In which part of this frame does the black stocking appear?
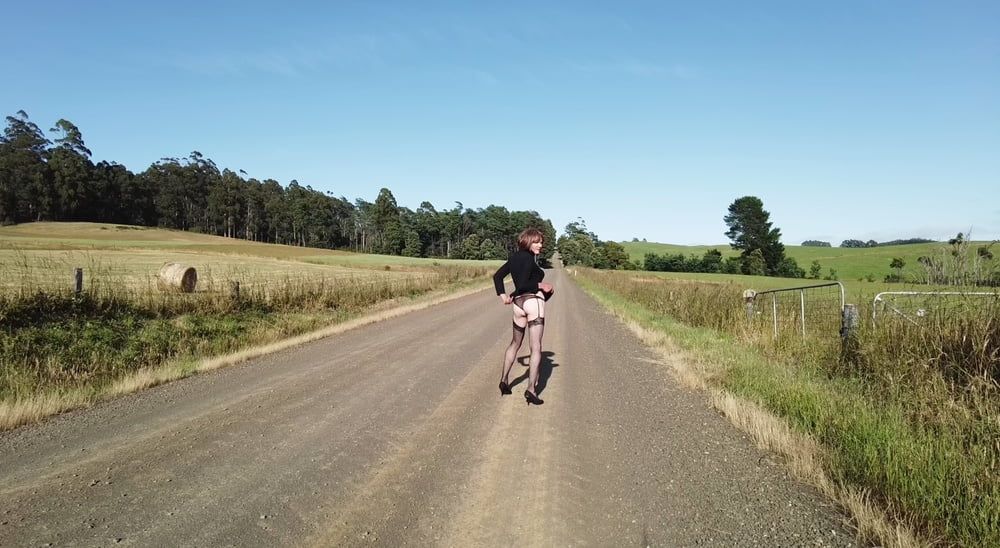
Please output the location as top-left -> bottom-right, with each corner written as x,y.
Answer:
527,319 -> 545,393
501,323 -> 525,383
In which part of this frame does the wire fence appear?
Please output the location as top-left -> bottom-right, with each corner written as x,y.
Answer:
0,260 -> 490,319
746,282 -> 845,339
872,291 -> 1000,326
0,247 -> 433,294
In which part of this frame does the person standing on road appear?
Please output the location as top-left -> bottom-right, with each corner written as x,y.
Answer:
492,228 -> 553,405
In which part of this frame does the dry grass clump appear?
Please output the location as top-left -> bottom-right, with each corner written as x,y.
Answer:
577,268 -> 999,547
585,269 -> 998,404
583,269 -> 744,332
0,262 -> 491,424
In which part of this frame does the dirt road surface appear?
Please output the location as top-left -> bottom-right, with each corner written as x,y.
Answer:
0,267 -> 856,547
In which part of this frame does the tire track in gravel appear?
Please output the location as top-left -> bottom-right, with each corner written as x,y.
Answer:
0,266 -> 859,547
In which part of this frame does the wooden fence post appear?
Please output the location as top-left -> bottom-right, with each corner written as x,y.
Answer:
841,304 -> 859,338
840,303 -> 860,361
743,289 -> 756,321
74,268 -> 83,295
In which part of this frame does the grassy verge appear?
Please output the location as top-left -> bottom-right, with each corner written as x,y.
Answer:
575,269 -> 998,547
1,266 -> 490,431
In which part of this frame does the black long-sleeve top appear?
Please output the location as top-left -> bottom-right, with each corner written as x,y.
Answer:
493,250 -> 544,297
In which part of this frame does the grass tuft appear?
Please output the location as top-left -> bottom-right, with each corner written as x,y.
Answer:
1,254 -> 491,430
576,268 -> 997,547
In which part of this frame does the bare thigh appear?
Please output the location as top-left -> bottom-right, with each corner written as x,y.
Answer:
520,296 -> 544,324
512,302 -> 528,329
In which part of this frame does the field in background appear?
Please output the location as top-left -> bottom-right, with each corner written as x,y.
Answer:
0,222 -> 498,289
620,240 -> 992,281
624,270 -> 969,305
0,222 -> 495,429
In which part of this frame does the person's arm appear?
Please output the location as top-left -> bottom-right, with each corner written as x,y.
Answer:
493,260 -> 512,303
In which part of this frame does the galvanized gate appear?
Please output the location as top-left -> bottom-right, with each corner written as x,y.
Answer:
745,282 -> 845,339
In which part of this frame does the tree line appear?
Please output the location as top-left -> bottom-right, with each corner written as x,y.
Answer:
803,238 -> 936,248
561,196 -> 806,278
643,196 -> 805,277
556,220 -> 632,270
0,111 -> 555,261
643,249 -> 741,274
840,237 -> 936,248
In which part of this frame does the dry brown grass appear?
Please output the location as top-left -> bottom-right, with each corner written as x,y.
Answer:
1,223 -> 497,434
0,391 -> 90,432
0,247 -> 411,292
1,283 -> 488,432
606,304 -> 930,548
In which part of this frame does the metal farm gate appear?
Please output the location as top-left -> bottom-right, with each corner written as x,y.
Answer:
745,282 -> 846,339
872,291 -> 1000,326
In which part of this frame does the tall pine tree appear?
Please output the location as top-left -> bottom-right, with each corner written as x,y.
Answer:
723,196 -> 788,276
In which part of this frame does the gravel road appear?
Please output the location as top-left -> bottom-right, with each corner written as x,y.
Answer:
0,266 -> 857,547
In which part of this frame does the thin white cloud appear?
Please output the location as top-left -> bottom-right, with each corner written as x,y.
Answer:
168,22 -> 528,79
171,50 -> 313,78
669,64 -> 699,80
570,60 -> 699,80
470,69 -> 499,86
168,32 -> 411,77
447,23 -> 522,48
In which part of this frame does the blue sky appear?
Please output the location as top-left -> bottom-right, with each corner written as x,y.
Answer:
4,1 -> 998,245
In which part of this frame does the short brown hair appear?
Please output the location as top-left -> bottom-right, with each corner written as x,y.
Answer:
517,228 -> 544,251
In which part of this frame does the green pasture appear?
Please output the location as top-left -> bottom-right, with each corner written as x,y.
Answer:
621,240 -> 994,282
621,270 -> 986,307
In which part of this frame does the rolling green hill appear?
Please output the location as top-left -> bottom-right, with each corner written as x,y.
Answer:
621,240 -> 994,282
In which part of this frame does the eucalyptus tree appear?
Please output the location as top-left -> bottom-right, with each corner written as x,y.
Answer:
402,228 -> 423,257
0,111 -> 561,263
557,220 -> 598,267
259,178 -> 286,243
372,188 -> 403,255
0,111 -> 51,223
48,119 -> 95,220
412,201 -> 443,257
284,180 -> 312,246
242,177 -> 267,241
352,198 -> 374,253
145,158 -> 188,229
93,160 -> 150,224
182,151 -> 219,232
144,152 -> 220,231
440,202 -> 465,257
460,233 -> 482,259
479,205 -> 511,248
324,193 -> 355,249
206,169 -> 245,238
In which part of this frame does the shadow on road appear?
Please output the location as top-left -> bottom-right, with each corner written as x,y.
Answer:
512,351 -> 559,394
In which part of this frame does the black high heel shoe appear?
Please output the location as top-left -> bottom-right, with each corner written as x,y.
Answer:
499,381 -> 512,395
524,390 -> 543,405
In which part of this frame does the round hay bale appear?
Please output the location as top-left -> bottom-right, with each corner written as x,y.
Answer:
158,263 -> 198,293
